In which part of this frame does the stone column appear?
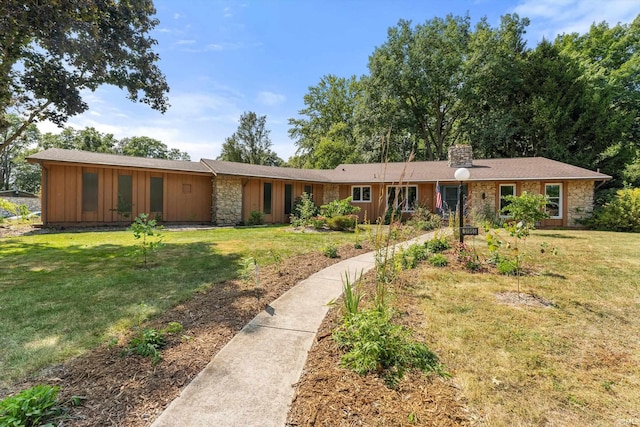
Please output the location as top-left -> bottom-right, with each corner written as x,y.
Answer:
212,176 -> 243,226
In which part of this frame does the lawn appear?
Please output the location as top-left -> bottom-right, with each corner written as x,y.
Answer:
0,225 -> 358,386
413,230 -> 640,425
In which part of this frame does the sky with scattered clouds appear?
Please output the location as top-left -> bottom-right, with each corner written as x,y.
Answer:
37,0 -> 640,162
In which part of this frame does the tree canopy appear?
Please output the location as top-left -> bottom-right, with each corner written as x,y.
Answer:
0,0 -> 169,153
219,112 -> 283,166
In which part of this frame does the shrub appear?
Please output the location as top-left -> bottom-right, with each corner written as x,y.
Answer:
128,327 -> 167,365
426,236 -> 450,253
320,196 -> 360,218
455,242 -> 482,271
580,188 -> 640,232
0,384 -> 62,426
497,258 -> 518,275
428,253 -> 448,267
322,242 -> 338,258
290,192 -> 318,227
396,243 -> 429,270
333,307 -> 444,387
327,215 -> 357,231
246,210 -> 265,226
310,216 -> 327,229
407,205 -> 441,231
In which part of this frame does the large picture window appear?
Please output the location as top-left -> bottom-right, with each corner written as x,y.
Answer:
150,177 -> 163,213
545,183 -> 562,219
386,186 -> 417,212
117,175 -> 133,215
82,172 -> 98,212
352,186 -> 371,202
499,184 -> 516,216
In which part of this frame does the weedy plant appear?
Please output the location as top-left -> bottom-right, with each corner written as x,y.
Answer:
428,253 -> 448,267
130,213 -> 164,268
125,303 -> 183,365
0,384 -> 64,427
322,242 -> 339,258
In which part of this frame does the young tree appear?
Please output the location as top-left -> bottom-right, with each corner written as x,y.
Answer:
218,112 -> 283,166
0,0 -> 169,152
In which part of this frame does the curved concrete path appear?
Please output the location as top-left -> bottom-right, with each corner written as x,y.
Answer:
152,232 -> 435,427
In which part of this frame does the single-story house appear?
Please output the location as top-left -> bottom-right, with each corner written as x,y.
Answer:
27,145 -> 611,228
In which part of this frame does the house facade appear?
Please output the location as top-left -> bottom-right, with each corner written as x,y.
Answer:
28,145 -> 611,228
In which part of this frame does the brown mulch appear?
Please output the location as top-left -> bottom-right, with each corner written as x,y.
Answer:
286,269 -> 471,427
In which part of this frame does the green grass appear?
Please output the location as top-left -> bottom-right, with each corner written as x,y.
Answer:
0,225 -> 357,385
413,230 -> 640,425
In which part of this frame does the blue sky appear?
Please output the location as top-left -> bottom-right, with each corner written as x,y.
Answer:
38,0 -> 640,162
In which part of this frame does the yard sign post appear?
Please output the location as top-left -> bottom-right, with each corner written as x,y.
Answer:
454,167 -> 470,244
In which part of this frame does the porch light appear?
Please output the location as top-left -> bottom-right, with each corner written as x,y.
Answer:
455,167 -> 470,243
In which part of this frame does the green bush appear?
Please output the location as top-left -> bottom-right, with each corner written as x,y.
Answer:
128,328 -> 167,365
396,243 -> 429,270
426,236 -> 450,253
580,188 -> 640,232
327,215 -> 357,231
497,258 -> 518,275
290,192 -> 318,227
320,196 -> 360,218
322,242 -> 338,258
310,216 -> 327,229
246,210 -> 265,226
0,384 -> 62,427
333,308 -> 444,387
428,253 -> 448,267
407,205 -> 442,231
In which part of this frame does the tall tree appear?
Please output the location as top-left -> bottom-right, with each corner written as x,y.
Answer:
0,0 -> 169,152
117,136 -> 190,160
0,114 -> 39,189
289,75 -> 363,168
363,15 -> 472,161
219,112 -> 283,166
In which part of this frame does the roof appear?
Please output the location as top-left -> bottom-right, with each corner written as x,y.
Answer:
332,157 -> 611,183
27,148 -> 211,174
26,149 -> 611,183
201,159 -> 333,182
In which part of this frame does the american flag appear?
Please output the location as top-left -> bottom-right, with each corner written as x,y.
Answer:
435,181 -> 442,212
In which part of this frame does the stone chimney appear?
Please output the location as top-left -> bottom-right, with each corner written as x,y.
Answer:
447,144 -> 473,168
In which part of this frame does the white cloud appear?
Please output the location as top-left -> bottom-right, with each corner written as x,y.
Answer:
256,91 -> 286,107
224,7 -> 232,18
173,13 -> 182,20
514,0 -> 640,42
174,39 -> 196,46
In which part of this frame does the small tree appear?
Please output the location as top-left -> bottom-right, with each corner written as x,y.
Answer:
487,192 -> 549,296
130,213 -> 163,268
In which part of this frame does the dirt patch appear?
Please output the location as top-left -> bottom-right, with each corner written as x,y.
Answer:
495,291 -> 556,308
3,240 -> 371,426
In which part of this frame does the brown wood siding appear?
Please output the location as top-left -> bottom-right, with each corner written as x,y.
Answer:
41,163 -> 211,225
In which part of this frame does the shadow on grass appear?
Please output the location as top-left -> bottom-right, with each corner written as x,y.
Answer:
0,239 -> 256,384
536,232 -> 582,239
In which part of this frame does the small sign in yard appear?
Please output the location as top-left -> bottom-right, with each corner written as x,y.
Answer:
461,226 -> 479,236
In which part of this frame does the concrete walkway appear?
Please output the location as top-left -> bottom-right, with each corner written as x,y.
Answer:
151,232 -> 435,427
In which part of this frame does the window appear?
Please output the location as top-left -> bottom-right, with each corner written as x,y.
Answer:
352,186 -> 371,202
117,175 -> 133,214
263,182 -> 272,215
82,172 -> 98,212
545,184 -> 562,219
150,177 -> 163,212
386,185 -> 418,212
284,184 -> 293,215
304,185 -> 312,196
499,184 -> 516,216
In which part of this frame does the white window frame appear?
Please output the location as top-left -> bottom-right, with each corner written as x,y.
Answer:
351,185 -> 372,203
499,184 -> 516,217
386,185 -> 418,213
545,183 -> 562,219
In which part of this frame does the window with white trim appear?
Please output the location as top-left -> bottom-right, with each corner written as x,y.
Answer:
499,184 -> 516,216
545,183 -> 562,219
386,185 -> 418,212
352,186 -> 371,202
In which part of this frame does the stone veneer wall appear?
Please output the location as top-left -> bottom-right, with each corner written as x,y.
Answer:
470,181 -> 497,219
211,175 -> 243,225
521,181 -> 541,195
322,184 -> 340,205
567,180 -> 594,227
